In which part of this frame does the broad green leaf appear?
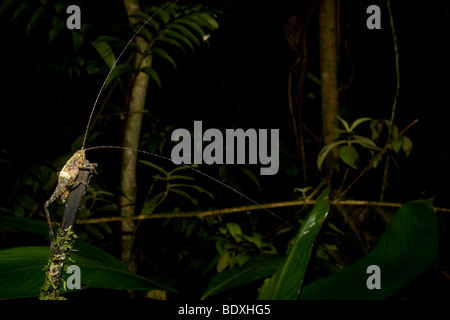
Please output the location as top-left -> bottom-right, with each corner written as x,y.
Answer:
392,135 -> 404,153
141,66 -> 161,89
317,141 -> 346,170
300,199 -> 438,300
339,145 -> 359,169
402,136 -> 413,156
226,223 -> 242,242
0,215 -> 48,236
152,47 -> 177,69
202,254 -> 285,299
390,123 -> 399,137
352,135 -> 379,150
217,250 -> 231,273
0,246 -> 176,299
241,234 -> 262,249
0,215 -> 125,269
257,188 -> 330,300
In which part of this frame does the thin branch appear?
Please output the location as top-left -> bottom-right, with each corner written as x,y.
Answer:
76,194 -> 450,225
380,0 -> 400,200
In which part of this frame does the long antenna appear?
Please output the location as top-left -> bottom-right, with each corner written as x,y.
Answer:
81,2 -> 172,150
85,145 -> 298,230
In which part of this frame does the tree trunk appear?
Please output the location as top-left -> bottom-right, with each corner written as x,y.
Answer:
120,0 -> 152,272
319,0 -> 339,171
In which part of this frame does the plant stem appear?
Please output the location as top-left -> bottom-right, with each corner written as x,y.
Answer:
380,0 -> 400,200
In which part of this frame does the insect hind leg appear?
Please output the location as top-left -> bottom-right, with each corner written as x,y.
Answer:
44,201 -> 56,247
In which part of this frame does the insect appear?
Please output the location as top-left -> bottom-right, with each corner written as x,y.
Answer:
44,150 -> 97,246
44,2 -> 297,244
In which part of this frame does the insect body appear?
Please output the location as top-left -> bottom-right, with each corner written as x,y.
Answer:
44,150 -> 97,246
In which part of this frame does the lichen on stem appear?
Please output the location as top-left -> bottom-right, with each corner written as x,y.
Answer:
40,226 -> 78,300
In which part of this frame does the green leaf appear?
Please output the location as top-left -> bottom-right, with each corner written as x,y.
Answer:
71,30 -> 84,50
348,117 -> 373,132
139,160 -> 168,175
0,215 -> 48,236
105,63 -> 135,89
339,145 -> 359,169
92,40 -> 115,69
154,36 -> 186,52
370,120 -> 384,141
177,17 -> 207,38
154,6 -> 170,24
300,199 -> 438,300
337,116 -> 350,132
307,72 -> 321,85
392,135 -> 404,153
169,188 -> 193,201
163,29 -> 195,51
217,250 -> 232,273
141,66 -> 161,89
257,188 -> 330,300
317,141 -> 346,170
8,0 -> 32,24
129,12 -> 160,32
48,16 -> 65,44
152,47 -> 177,69
352,135 -> 379,150
202,254 -> 285,299
402,136 -> 413,156
54,1 -> 66,14
0,215 -> 125,269
26,5 -> 45,35
141,194 -> 163,215
0,246 -> 177,299
166,23 -> 200,47
189,12 -> 219,30
241,234 -> 262,249
226,223 -> 242,242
